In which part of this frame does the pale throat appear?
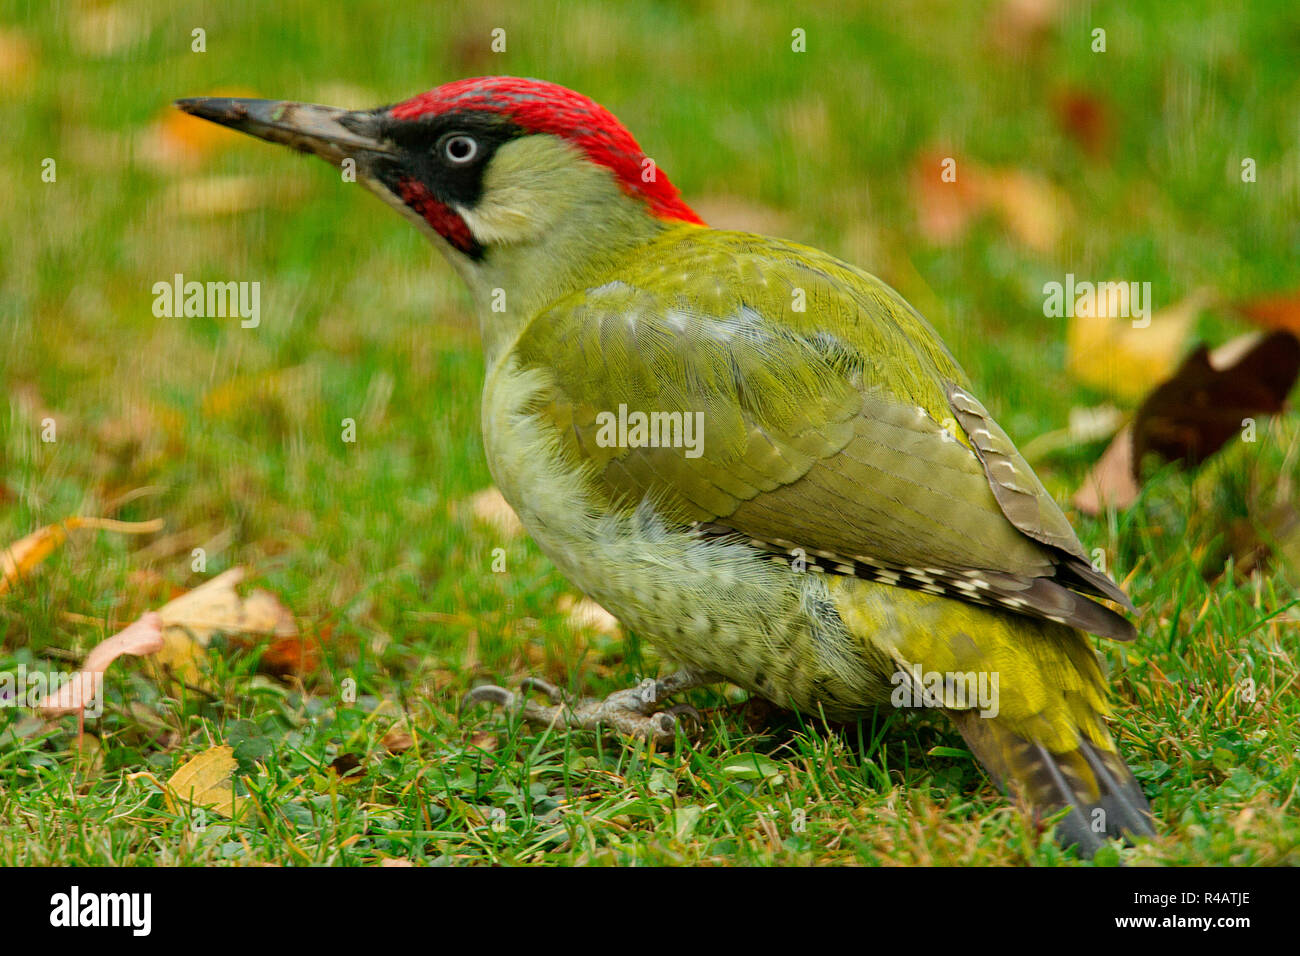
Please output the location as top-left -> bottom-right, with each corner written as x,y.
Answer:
451,144 -> 680,361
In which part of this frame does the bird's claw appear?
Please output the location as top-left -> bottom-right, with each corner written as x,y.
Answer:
460,675 -> 703,746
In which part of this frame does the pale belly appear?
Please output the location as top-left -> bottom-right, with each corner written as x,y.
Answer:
479,358 -> 894,718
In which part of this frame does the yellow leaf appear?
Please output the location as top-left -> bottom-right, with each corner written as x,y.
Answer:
1,517 -> 163,595
164,745 -> 240,820
0,524 -> 69,593
1066,290 -> 1210,402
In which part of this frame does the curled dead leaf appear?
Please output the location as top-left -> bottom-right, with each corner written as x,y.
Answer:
1,516 -> 164,595
1073,424 -> 1140,516
1133,331 -> 1300,471
1075,331 -> 1300,514
382,723 -> 415,754
154,566 -> 310,682
37,613 -> 165,718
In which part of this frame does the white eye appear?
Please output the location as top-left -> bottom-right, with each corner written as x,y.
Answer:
442,134 -> 478,165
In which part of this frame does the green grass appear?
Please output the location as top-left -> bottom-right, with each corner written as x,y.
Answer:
1,0 -> 1297,865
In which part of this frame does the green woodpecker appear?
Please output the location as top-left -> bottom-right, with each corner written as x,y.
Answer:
178,77 -> 1155,854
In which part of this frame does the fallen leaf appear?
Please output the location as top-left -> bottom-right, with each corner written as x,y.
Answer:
990,0 -> 1061,54
1073,424 -> 1140,515
1053,89 -> 1111,158
1075,331 -> 1300,514
1,516 -> 164,595
37,613 -> 165,718
164,746 -> 241,819
912,153 -> 1070,253
1066,289 -> 1209,402
912,152 -> 982,245
1234,292 -> 1300,335
1132,331 -> 1300,471
981,168 -> 1068,253
154,567 -> 308,681
382,723 -> 415,754
329,752 -> 364,779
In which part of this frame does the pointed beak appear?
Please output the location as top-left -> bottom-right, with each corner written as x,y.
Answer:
174,97 -> 392,165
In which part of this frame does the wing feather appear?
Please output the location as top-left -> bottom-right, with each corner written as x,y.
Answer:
513,230 -> 1137,638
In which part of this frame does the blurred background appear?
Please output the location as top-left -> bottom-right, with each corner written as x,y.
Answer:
1,0 -> 1298,864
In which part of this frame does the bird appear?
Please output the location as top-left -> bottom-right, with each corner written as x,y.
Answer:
177,76 -> 1156,856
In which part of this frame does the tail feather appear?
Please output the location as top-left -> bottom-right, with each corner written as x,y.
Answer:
949,709 -> 1155,856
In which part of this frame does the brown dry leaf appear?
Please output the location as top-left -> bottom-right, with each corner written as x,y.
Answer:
1052,89 -> 1111,158
464,487 -> 523,538
1234,293 -> 1300,335
164,746 -> 240,820
37,613 -> 165,718
382,723 -> 415,754
1132,331 -> 1300,471
1075,332 -> 1300,515
912,154 -> 1069,253
379,858 -> 414,867
1066,290 -> 1209,402
154,567 -> 304,682
1073,424 -> 1140,516
980,168 -> 1068,254
1,516 -> 164,595
912,152 -> 982,245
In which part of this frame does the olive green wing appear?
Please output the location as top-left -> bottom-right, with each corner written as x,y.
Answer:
513,230 -> 1134,639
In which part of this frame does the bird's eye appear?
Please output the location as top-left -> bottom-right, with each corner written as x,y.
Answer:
441,134 -> 478,165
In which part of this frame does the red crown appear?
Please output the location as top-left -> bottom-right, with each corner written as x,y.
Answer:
390,77 -> 703,225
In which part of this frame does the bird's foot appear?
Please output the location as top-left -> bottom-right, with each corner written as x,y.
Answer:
460,670 -> 718,746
